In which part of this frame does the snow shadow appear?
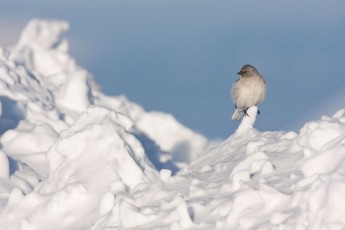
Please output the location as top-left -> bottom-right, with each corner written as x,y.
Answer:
8,157 -> 19,175
0,96 -> 24,135
132,131 -> 180,175
0,97 -> 25,177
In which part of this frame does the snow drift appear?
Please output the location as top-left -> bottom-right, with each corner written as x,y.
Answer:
1,19 -> 345,230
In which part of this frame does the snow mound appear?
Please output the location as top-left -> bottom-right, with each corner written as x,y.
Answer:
0,106 -> 158,230
185,109 -> 345,229
89,108 -> 345,229
1,18 -> 345,230
0,18 -> 206,180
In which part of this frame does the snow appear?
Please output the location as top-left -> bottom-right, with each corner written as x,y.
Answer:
0,18 -> 345,230
135,111 -> 207,164
0,150 -> 9,179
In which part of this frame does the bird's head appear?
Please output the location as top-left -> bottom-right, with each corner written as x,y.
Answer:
237,64 -> 258,77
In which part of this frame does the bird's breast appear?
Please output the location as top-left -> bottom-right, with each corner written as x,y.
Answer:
231,76 -> 266,109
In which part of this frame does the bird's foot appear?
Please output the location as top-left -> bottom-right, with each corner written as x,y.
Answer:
244,107 -> 260,117
244,108 -> 250,117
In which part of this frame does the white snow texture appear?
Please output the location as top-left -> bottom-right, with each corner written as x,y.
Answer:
0,19 -> 345,230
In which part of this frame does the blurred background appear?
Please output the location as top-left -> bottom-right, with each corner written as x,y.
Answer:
0,0 -> 344,140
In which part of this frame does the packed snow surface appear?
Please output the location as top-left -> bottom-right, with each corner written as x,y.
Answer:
0,19 -> 345,230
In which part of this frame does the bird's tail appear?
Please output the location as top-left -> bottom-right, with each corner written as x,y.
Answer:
231,109 -> 243,120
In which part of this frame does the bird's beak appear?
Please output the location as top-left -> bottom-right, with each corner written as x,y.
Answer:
237,71 -> 244,75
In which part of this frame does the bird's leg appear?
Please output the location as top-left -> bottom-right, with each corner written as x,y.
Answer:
244,108 -> 250,117
257,109 -> 260,115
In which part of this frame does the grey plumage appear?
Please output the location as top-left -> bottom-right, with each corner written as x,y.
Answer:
231,64 -> 266,120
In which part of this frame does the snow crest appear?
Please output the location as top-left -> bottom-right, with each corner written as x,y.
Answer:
1,19 -> 345,230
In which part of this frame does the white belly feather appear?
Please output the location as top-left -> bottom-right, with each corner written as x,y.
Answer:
231,76 -> 266,110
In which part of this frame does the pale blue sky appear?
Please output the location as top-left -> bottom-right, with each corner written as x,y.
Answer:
1,1 -> 345,139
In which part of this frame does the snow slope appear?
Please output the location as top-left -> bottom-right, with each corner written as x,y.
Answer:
1,19 -> 345,230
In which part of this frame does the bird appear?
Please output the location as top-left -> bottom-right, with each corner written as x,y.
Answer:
231,64 -> 266,120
